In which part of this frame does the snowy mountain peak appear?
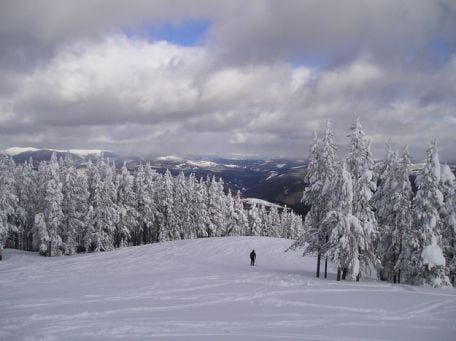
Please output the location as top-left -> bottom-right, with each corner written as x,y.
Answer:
3,147 -> 40,155
3,147 -> 107,157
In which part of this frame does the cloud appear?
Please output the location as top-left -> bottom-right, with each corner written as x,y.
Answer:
0,1 -> 455,160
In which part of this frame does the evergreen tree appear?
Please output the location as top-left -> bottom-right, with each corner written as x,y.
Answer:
14,160 -> 37,251
0,156 -> 17,260
290,121 -> 337,277
324,162 -> 363,281
90,159 -> 119,252
232,191 -> 248,236
440,164 -> 456,285
346,119 -> 379,280
116,162 -> 137,247
193,178 -> 209,238
61,154 -> 89,254
408,140 -> 450,287
248,203 -> 262,236
40,153 -> 64,256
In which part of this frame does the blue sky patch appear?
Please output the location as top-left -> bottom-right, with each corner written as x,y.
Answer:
124,19 -> 211,46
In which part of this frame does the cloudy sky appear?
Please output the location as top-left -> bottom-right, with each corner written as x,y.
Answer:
1,0 -> 455,160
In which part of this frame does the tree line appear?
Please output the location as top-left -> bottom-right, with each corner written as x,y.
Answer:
0,154 -> 302,259
290,119 -> 456,288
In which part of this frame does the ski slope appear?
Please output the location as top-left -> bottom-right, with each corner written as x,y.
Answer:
1,237 -> 455,340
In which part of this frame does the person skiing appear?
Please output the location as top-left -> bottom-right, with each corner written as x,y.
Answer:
250,249 -> 256,266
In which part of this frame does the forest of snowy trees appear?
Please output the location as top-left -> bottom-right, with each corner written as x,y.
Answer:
290,119 -> 456,288
0,153 -> 302,259
1,120 -> 455,290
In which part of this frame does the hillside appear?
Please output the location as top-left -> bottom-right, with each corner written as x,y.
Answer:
1,237 -> 455,340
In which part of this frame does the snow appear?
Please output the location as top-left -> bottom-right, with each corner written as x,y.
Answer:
422,237 -> 446,269
3,147 -> 39,155
224,164 -> 241,168
66,149 -> 105,157
242,198 -> 282,208
2,147 -> 105,157
1,237 -> 456,340
266,171 -> 278,181
187,160 -> 218,168
156,155 -> 183,161
276,163 -> 286,168
441,164 -> 455,183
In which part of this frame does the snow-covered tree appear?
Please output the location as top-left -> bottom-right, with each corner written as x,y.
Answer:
345,119 -> 379,279
440,164 -> 456,285
407,140 -> 450,287
61,154 -> 89,254
0,156 -> 17,260
231,190 -> 248,236
207,177 -> 226,237
14,159 -> 37,251
89,159 -> 119,252
248,203 -> 262,236
324,162 -> 364,280
38,153 -> 64,256
266,205 -> 281,237
116,162 -> 137,247
375,144 -> 413,283
290,121 -> 337,277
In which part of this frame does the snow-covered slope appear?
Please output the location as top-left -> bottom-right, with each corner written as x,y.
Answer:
3,147 -> 106,157
3,147 -> 40,155
1,237 -> 455,340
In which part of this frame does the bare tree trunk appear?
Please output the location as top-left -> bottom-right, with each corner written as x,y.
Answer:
324,258 -> 328,279
356,273 -> 360,282
316,251 -> 321,278
337,268 -> 341,281
342,268 -> 347,280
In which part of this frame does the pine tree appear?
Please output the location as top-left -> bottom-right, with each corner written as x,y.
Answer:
393,146 -> 413,284
116,162 -> 138,247
323,163 -> 362,280
134,163 -> 157,244
0,156 -> 17,260
440,164 -> 456,285
345,119 -> 379,280
193,177 -> 209,238
266,205 -> 281,237
408,140 -> 450,287
40,153 -> 64,256
14,160 -> 37,251
232,190 -> 248,236
159,169 -> 177,241
248,203 -> 262,236
222,189 -> 236,236
90,159 -> 119,252
61,154 -> 89,254
290,121 -> 337,277
207,177 -> 225,237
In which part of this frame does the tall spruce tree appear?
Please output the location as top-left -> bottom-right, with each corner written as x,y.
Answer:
345,119 -> 379,280
408,140 -> 450,287
324,162 -> 363,280
290,121 -> 337,278
440,164 -> 456,285
116,162 -> 138,247
0,156 -> 16,260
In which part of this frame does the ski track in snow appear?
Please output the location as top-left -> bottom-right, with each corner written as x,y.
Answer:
1,236 -> 456,340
